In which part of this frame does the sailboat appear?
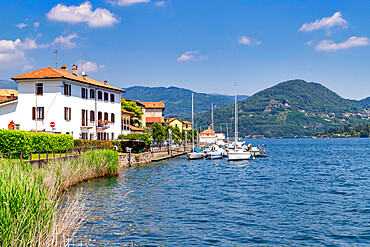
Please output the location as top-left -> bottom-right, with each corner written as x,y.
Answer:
188,93 -> 204,160
227,83 -> 251,161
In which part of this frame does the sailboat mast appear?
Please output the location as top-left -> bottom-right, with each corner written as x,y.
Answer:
211,103 -> 214,130
235,83 -> 238,142
226,123 -> 229,142
192,93 -> 194,150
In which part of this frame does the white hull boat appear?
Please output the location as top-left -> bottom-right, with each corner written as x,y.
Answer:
227,149 -> 251,160
187,152 -> 204,160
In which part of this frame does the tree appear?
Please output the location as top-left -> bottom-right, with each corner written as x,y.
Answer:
121,98 -> 143,127
152,123 -> 166,142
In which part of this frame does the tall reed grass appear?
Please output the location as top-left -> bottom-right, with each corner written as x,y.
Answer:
0,149 -> 119,246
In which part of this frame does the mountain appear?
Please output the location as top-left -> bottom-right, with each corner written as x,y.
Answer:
350,97 -> 370,110
0,80 -> 17,90
190,79 -> 368,138
122,86 -> 248,118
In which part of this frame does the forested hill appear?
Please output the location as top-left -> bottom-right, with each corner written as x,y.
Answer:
122,86 -> 248,118
0,80 -> 17,89
190,79 -> 368,138
351,97 -> 370,110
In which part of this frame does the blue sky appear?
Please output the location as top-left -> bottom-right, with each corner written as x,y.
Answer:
0,0 -> 369,99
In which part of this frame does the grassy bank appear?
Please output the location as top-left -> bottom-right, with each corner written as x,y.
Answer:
0,149 -> 119,246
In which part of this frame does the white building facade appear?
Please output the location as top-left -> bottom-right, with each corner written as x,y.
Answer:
0,66 -> 125,140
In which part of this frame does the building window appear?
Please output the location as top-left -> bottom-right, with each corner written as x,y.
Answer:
32,107 -> 44,120
98,91 -> 102,100
111,133 -> 114,140
64,107 -> 71,120
104,92 -> 108,101
104,112 -> 108,121
111,113 -> 115,123
82,133 -> 88,140
110,94 -> 115,103
90,89 -> 95,99
81,109 -> 88,126
98,111 -> 102,121
35,83 -> 43,95
90,111 -> 95,122
64,83 -> 71,96
81,88 -> 88,99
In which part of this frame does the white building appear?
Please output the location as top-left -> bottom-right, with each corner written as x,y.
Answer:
0,65 -> 125,140
199,127 -> 225,145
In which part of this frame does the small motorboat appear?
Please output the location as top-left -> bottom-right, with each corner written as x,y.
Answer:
188,147 -> 204,160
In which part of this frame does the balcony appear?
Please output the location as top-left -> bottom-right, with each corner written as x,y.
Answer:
97,120 -> 112,129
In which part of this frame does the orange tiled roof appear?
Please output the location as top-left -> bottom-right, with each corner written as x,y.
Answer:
0,89 -> 18,97
166,117 -> 183,124
121,109 -> 134,115
142,102 -> 165,109
12,67 -> 125,93
183,121 -> 192,124
130,125 -> 144,131
0,96 -> 8,103
200,127 -> 215,135
146,117 -> 165,124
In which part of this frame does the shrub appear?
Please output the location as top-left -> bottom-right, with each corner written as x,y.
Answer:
117,133 -> 152,146
0,130 -> 73,158
73,140 -> 114,150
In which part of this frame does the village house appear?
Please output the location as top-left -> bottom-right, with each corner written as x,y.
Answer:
183,121 -> 192,130
122,98 -> 147,128
0,65 -> 125,140
199,126 -> 225,145
166,118 -> 184,132
142,102 -> 165,131
121,109 -> 133,135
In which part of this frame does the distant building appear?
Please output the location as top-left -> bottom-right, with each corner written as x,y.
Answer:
183,121 -> 192,130
166,118 -> 184,131
0,65 -> 125,140
142,102 -> 165,131
130,125 -> 144,134
122,98 -> 146,128
199,126 -> 225,145
121,109 -> 133,135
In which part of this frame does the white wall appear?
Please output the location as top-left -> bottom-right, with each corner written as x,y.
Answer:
0,78 -> 122,140
0,101 -> 18,129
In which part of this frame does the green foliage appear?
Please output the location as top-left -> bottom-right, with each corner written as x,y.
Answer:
118,133 -> 152,146
73,139 -> 114,149
0,160 -> 54,246
164,125 -> 182,143
0,149 -> 119,246
122,86 -> 249,118
121,98 -> 143,127
351,96 -> 370,110
191,80 -> 368,138
316,123 -> 370,138
151,122 -> 166,142
119,141 -> 148,153
0,130 -> 73,158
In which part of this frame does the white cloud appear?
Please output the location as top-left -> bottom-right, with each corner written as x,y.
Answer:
108,0 -> 150,6
299,12 -> 348,32
177,51 -> 208,62
33,22 -> 40,30
77,60 -> 105,73
305,40 -> 314,46
47,1 -> 120,28
0,38 -> 46,69
154,1 -> 165,6
16,23 -> 28,29
52,34 -> 79,49
315,36 -> 369,51
238,36 -> 261,46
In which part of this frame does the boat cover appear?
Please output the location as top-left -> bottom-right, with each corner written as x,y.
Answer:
194,147 -> 202,153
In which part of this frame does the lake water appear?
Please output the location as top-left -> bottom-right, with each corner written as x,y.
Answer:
68,138 -> 370,246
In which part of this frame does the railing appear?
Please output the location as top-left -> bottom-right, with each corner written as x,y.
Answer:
0,146 -> 103,164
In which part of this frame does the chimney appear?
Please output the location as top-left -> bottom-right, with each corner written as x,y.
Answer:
104,80 -> 107,85
72,64 -> 78,74
82,71 -> 87,77
10,94 -> 14,100
61,65 -> 68,71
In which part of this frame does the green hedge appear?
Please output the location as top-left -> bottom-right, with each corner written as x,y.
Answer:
73,139 -> 114,150
0,130 -> 73,158
117,133 -> 152,146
